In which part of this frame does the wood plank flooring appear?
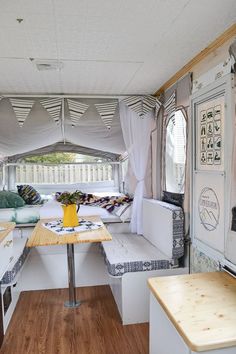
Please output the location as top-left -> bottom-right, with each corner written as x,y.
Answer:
0,286 -> 149,354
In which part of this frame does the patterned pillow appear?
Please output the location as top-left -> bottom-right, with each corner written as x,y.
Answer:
17,185 -> 42,205
162,191 -> 184,208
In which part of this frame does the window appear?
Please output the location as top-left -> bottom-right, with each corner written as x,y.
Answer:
165,109 -> 187,193
16,153 -> 113,184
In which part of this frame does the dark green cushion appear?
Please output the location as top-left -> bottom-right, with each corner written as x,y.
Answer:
0,191 -> 25,209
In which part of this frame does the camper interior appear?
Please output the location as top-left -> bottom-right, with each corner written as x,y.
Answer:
0,1 -> 236,353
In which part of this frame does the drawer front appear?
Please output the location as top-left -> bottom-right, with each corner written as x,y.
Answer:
0,232 -> 13,279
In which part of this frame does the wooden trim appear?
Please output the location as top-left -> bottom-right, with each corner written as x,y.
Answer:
154,23 -> 236,96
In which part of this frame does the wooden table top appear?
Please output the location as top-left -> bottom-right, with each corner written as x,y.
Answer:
27,215 -> 112,247
0,222 -> 15,244
148,272 -> 236,352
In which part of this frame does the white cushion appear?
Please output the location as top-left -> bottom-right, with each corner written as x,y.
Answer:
142,199 -> 184,259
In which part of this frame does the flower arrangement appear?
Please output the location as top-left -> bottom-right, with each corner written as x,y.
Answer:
55,190 -> 83,206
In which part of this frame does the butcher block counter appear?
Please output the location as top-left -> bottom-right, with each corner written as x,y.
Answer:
0,223 -> 15,244
0,222 -> 15,279
148,272 -> 236,354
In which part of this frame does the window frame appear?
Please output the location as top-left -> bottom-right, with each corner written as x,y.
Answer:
163,105 -> 188,195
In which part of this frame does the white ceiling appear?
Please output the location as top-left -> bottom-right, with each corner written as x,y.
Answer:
0,0 -> 235,95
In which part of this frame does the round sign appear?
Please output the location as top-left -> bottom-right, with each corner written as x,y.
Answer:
198,187 -> 220,231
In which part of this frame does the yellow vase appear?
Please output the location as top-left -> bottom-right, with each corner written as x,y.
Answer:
62,204 -> 79,227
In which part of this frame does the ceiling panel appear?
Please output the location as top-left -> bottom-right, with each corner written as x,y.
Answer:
60,60 -> 143,94
0,59 -> 62,93
0,0 -> 235,94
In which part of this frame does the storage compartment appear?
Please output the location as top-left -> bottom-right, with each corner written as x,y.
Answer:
0,232 -> 13,278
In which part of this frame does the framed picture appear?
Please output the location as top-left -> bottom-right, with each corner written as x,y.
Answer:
196,95 -> 224,171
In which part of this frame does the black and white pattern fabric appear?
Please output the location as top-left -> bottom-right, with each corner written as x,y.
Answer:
10,98 -> 35,128
155,97 -> 162,118
67,99 -> 89,126
40,98 -> 62,125
157,201 -> 184,259
95,101 -> 118,129
43,219 -> 102,235
122,95 -> 161,118
1,244 -> 30,285
101,233 -> 178,277
164,91 -> 176,117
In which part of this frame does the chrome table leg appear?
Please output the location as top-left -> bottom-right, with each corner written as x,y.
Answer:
64,244 -> 81,308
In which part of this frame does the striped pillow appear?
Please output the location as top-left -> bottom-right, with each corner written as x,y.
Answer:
17,185 -> 42,205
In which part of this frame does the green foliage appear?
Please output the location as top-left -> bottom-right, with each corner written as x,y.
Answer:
24,153 -> 104,164
55,190 -> 84,205
24,153 -> 76,164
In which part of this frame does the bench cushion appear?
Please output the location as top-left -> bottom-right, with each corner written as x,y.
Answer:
101,233 -> 177,277
143,199 -> 184,259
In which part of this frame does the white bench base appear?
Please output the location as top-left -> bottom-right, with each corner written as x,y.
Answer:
108,266 -> 189,325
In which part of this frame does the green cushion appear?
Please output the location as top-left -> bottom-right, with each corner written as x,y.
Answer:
0,191 -> 25,209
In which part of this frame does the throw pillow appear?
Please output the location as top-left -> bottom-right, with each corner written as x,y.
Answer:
17,185 -> 42,205
162,191 -> 184,208
0,190 -> 25,208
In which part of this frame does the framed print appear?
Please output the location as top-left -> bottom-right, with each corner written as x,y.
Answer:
196,95 -> 224,171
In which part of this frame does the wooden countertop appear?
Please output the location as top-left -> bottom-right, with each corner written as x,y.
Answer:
0,222 -> 15,243
27,215 -> 112,247
148,272 -> 236,352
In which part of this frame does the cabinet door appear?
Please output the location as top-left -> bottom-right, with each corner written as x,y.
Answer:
149,293 -> 190,354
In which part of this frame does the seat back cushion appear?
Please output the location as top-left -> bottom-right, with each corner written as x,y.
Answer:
142,199 -> 184,259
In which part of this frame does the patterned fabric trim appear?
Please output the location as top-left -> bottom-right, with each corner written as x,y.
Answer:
1,246 -> 30,284
164,91 -> 176,116
122,95 -> 161,118
67,99 -> 89,126
172,208 -> 184,258
95,101 -> 118,130
153,201 -> 185,258
40,98 -> 62,125
10,98 -> 35,127
100,245 -> 175,277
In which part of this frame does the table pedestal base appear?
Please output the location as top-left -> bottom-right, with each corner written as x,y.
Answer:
64,300 -> 81,308
64,243 -> 81,308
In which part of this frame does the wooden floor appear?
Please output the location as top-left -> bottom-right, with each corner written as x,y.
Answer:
0,286 -> 149,354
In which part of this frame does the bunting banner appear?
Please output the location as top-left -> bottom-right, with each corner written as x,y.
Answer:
155,97 -> 162,119
40,98 -> 62,125
164,91 -> 176,117
67,99 -> 89,126
10,98 -> 35,128
95,101 -> 118,130
122,95 -> 160,118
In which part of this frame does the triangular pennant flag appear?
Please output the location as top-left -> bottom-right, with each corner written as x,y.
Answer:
10,98 -> 35,128
142,95 -> 157,116
155,97 -> 162,119
40,98 -> 62,125
164,91 -> 176,116
67,99 -> 89,126
95,102 -> 118,130
122,95 -> 158,117
122,96 -> 142,116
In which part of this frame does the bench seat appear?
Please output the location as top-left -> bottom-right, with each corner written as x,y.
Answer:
101,233 -> 178,277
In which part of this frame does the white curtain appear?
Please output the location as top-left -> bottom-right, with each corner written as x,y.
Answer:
119,101 -> 155,234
